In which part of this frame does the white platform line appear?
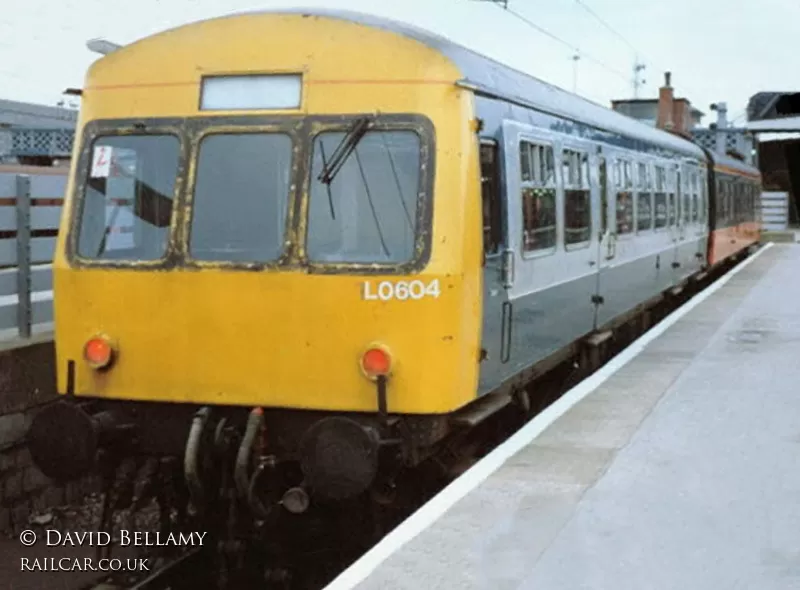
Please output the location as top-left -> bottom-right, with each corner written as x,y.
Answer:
323,242 -> 775,590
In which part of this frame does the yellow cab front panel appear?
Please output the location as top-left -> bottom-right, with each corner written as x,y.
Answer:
53,13 -> 484,415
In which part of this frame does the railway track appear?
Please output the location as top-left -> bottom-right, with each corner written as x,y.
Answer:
80,548 -> 207,590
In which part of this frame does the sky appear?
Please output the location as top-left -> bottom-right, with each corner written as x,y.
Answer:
1,0 -> 798,126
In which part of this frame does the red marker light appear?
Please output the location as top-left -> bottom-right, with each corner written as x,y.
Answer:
84,336 -> 114,369
361,346 -> 392,379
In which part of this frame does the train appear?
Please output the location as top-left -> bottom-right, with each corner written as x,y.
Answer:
28,7 -> 760,541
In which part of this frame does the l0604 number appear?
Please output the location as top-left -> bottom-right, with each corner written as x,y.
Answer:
363,279 -> 441,301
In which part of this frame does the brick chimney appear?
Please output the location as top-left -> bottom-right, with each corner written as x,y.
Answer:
657,72 -> 675,132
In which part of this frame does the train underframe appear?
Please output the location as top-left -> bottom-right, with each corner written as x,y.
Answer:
28,389 -> 484,585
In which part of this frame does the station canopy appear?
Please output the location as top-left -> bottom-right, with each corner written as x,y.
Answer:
745,92 -> 800,132
744,116 -> 800,132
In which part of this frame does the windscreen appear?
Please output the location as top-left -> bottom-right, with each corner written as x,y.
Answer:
188,132 -> 292,262
306,130 -> 421,264
76,135 -> 179,261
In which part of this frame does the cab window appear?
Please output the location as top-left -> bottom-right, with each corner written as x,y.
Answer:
77,134 -> 179,261
189,133 -> 292,262
307,129 -> 421,264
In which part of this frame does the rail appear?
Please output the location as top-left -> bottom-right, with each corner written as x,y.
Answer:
0,168 -> 66,341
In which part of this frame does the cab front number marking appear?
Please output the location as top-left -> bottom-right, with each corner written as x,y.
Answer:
363,279 -> 440,301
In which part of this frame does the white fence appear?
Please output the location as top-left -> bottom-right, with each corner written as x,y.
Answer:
760,191 -> 790,231
0,167 -> 66,340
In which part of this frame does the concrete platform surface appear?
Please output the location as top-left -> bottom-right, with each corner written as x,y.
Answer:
331,243 -> 800,590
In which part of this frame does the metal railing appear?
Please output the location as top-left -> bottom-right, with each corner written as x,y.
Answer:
8,128 -> 75,158
0,169 -> 66,340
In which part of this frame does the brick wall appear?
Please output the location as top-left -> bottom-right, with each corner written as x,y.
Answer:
0,340 -> 101,534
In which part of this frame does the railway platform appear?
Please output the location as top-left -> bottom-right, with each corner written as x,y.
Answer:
327,241 -> 800,590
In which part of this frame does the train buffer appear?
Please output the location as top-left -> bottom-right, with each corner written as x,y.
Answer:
325,241 -> 800,590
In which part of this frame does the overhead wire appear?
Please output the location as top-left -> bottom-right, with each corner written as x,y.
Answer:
573,0 -> 729,112
480,0 -> 743,132
500,5 -> 630,85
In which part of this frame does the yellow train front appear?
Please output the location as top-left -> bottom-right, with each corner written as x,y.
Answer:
28,10 -> 485,510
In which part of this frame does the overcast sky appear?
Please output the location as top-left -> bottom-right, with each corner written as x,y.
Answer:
2,0 -> 798,125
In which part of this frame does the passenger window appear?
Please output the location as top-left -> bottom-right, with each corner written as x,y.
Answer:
682,170 -> 691,224
190,133 -> 291,262
691,170 -> 699,222
599,157 -> 608,236
520,141 -> 557,252
563,149 -> 591,246
636,162 -> 653,232
654,166 -> 668,229
721,180 -> 729,226
698,170 -> 706,222
734,180 -> 744,224
480,141 -> 502,256
615,159 -> 634,235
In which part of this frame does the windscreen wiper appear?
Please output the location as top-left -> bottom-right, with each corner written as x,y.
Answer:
317,117 -> 371,185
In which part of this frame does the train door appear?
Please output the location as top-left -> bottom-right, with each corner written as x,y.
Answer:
497,120 -> 597,380
477,138 -> 511,396
686,164 -> 706,272
670,164 -> 683,281
696,166 -> 710,262
595,147 -> 615,330
675,163 -> 700,281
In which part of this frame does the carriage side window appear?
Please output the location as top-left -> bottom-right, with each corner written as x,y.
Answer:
682,168 -> 692,224
637,162 -> 653,232
743,183 -> 748,222
563,149 -> 591,246
480,141 -> 502,256
746,183 -> 752,222
615,159 -> 634,235
726,179 -> 732,226
754,182 -> 761,221
520,141 -> 557,252
306,129 -> 423,264
698,169 -> 707,223
742,183 -> 747,222
190,133 -> 291,262
78,134 -> 179,261
598,156 -> 608,236
743,183 -> 749,222
654,165 -> 668,229
690,169 -> 699,222
666,176 -> 675,226
743,183 -> 750,223
721,179 -> 730,227
728,180 -> 735,226
746,183 -> 751,222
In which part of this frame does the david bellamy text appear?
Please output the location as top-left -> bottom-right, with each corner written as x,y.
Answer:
45,530 -> 207,547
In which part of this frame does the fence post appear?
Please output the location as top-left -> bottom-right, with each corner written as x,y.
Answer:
15,174 -> 31,338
